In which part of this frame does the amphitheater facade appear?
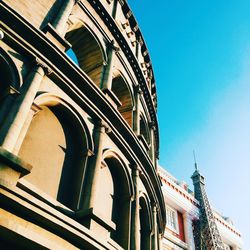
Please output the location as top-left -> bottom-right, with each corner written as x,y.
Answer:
0,0 -> 166,249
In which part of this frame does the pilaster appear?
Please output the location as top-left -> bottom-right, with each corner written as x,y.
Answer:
0,62 -> 47,152
81,121 -> 107,210
101,40 -> 119,90
133,85 -> 142,135
152,204 -> 159,250
149,122 -> 156,165
130,164 -> 141,250
52,0 -> 77,35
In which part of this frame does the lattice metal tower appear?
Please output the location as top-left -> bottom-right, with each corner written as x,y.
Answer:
191,162 -> 225,250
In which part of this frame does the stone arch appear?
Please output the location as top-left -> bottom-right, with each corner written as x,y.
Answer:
0,48 -> 22,122
65,19 -> 106,86
18,94 -> 92,210
111,71 -> 134,128
139,113 -> 150,146
0,48 -> 21,92
97,149 -> 133,249
139,193 -> 153,250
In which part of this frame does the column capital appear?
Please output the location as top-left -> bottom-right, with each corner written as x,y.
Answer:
94,120 -> 111,133
152,202 -> 159,212
149,121 -> 156,130
106,39 -> 120,52
134,85 -> 143,95
33,58 -> 51,75
130,164 -> 142,173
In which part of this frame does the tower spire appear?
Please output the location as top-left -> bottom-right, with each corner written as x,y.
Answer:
191,160 -> 225,250
193,150 -> 198,171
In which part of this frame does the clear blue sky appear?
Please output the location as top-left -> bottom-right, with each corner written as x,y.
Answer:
129,0 -> 250,247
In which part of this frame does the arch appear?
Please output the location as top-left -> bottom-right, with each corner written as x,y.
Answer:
34,93 -> 94,151
96,149 -> 133,249
65,20 -> 106,87
0,48 -> 22,92
18,94 -> 92,210
111,72 -> 134,128
139,114 -> 150,146
0,48 -> 22,126
139,194 -> 153,250
102,149 -> 133,197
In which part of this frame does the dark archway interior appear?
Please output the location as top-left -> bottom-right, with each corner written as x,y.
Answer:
66,23 -> 103,86
111,75 -> 133,127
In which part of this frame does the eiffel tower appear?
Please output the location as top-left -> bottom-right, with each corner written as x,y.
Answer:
191,160 -> 225,250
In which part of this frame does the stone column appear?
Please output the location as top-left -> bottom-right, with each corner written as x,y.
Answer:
82,121 -> 106,210
52,0 -> 76,35
130,165 -> 141,250
112,0 -> 118,19
158,233 -> 164,250
152,204 -> 159,250
183,212 -> 195,250
133,86 -> 142,135
0,63 -> 46,152
149,122 -> 156,164
100,41 -> 118,91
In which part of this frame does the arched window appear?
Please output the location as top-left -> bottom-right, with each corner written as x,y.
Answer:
139,116 -> 150,151
139,197 -> 152,250
18,104 -> 89,210
111,75 -> 133,127
0,55 -> 12,98
65,22 -> 104,86
0,49 -> 20,95
95,156 -> 131,249
0,49 -> 20,122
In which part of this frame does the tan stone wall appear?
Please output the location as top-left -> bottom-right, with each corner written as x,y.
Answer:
4,0 -> 63,29
0,0 -> 165,248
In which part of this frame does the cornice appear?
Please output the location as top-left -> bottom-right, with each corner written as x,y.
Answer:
160,175 -> 200,208
214,212 -> 242,238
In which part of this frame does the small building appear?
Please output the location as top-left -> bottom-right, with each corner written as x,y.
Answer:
158,167 -> 243,250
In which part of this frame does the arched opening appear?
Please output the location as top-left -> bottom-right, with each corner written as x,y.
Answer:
18,104 -> 88,210
0,49 -> 21,127
95,156 -> 131,249
66,48 -> 79,66
111,75 -> 133,127
139,197 -> 152,250
65,22 -> 104,86
0,55 -> 12,98
139,116 -> 150,148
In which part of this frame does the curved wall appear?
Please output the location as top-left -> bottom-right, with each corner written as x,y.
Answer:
0,0 -> 165,249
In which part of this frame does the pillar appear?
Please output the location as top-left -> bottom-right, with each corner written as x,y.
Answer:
133,86 -> 142,135
82,121 -> 106,211
130,165 -> 141,250
183,212 -> 195,250
152,204 -> 159,250
0,63 -> 46,152
112,0 -> 118,19
52,0 -> 76,35
149,122 -> 156,165
100,40 -> 118,90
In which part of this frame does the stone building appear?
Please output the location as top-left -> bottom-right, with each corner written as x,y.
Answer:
158,167 -> 243,250
0,0 -> 165,249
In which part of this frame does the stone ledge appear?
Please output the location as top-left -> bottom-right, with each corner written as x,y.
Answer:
76,207 -> 116,232
42,23 -> 72,51
102,88 -> 122,108
0,147 -> 32,177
